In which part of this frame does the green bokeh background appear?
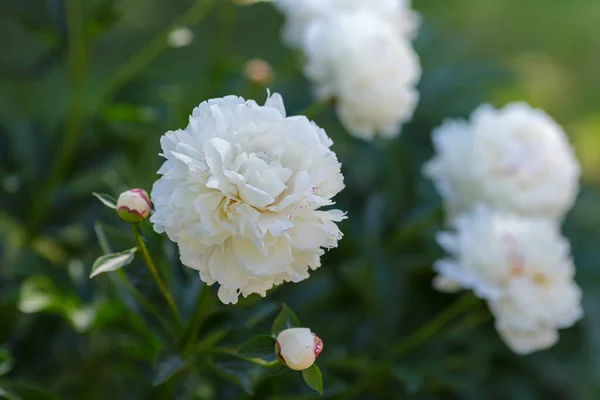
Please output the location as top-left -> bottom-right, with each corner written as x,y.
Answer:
1,0 -> 600,399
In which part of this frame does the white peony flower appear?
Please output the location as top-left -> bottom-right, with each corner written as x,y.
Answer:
302,11 -> 421,139
490,271 -> 582,355
433,205 -> 582,355
494,325 -> 558,356
150,93 -> 345,304
434,205 -> 572,299
116,188 -> 151,223
276,327 -> 323,371
274,0 -> 420,49
424,103 -> 581,219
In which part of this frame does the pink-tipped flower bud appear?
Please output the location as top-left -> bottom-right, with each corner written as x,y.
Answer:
116,189 -> 151,224
276,328 -> 323,371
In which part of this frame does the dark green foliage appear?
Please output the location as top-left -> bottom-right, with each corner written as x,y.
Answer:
238,335 -> 277,361
271,304 -> 301,336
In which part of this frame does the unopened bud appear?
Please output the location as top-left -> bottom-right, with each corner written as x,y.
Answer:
276,328 -> 323,371
117,189 -> 151,223
244,59 -> 274,86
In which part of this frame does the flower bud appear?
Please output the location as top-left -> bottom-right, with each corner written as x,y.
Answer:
276,328 -> 323,371
116,189 -> 151,223
244,58 -> 274,86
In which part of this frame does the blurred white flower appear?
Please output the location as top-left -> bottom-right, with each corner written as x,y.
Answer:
424,103 -> 580,219
494,325 -> 559,356
490,270 -> 582,355
434,205 -> 571,299
117,189 -> 151,223
273,0 -> 421,140
433,205 -> 582,354
276,327 -> 323,370
151,92 -> 345,304
167,27 -> 193,48
274,0 -> 420,48
303,11 -> 420,139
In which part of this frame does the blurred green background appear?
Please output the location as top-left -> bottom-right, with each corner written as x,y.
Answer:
1,0 -> 600,399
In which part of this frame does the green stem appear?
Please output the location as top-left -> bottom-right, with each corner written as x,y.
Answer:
95,223 -> 177,340
390,204 -> 444,247
114,270 -> 178,341
386,293 -> 479,360
132,225 -> 182,328
445,308 -> 491,337
26,0 -> 86,242
204,348 -> 280,368
245,358 -> 280,368
100,0 -> 216,103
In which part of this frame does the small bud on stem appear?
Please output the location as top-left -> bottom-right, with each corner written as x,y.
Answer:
276,328 -> 323,371
117,189 -> 151,224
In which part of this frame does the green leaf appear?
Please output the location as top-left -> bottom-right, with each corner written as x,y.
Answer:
302,364 -> 324,396
0,387 -> 16,400
18,277 -> 59,314
392,366 -> 423,395
153,354 -> 185,387
244,302 -> 278,329
271,304 -> 300,336
0,382 -> 60,400
210,358 -> 255,395
0,348 -> 14,376
93,222 -> 113,254
92,192 -> 117,209
237,335 -> 276,360
66,305 -> 97,333
90,248 -> 137,278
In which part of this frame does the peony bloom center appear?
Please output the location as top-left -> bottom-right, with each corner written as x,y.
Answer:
204,138 -> 293,210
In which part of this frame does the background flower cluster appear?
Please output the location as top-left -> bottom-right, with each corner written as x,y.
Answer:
425,103 -> 582,354
2,0 -> 600,399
